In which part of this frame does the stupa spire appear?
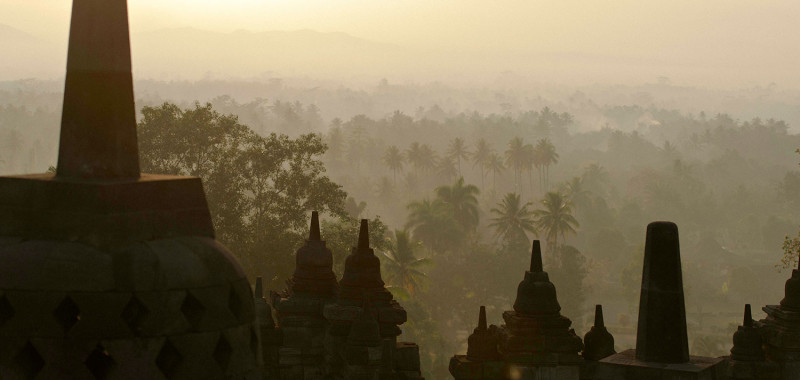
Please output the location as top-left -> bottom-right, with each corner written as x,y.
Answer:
635,221 -> 690,363
530,240 -> 543,272
478,306 -> 487,330
358,219 -> 370,251
743,304 -> 753,327
57,0 -> 140,179
594,304 -> 605,328
309,211 -> 321,241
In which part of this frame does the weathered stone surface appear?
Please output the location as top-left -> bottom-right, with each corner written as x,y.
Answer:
597,349 -> 726,380
466,306 -> 501,362
583,305 -> 616,361
635,221 -> 690,364
0,1 -> 260,378
731,304 -> 765,362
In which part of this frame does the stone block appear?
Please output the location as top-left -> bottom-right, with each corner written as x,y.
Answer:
379,305 -> 407,324
324,304 -> 361,321
449,355 -> 483,379
597,349 -> 727,380
395,342 -> 421,371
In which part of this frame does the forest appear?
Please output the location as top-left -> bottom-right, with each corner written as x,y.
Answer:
1,79 -> 799,379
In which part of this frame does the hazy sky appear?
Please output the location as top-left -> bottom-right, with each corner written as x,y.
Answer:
2,0 -> 799,88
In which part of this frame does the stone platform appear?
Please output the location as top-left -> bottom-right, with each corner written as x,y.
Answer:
596,349 -> 727,380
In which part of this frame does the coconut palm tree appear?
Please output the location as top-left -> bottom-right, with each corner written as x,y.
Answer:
436,157 -> 458,183
382,230 -> 431,295
562,176 -> 591,217
490,193 -> 537,246
406,199 -> 461,254
406,142 -> 423,175
534,191 -> 579,249
447,137 -> 470,176
472,138 -> 493,188
486,152 -> 505,190
417,144 -> 439,174
505,137 -> 528,192
435,177 -> 480,232
383,145 -> 404,184
536,138 -> 559,189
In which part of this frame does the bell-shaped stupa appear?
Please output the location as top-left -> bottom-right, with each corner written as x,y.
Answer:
0,1 -> 259,377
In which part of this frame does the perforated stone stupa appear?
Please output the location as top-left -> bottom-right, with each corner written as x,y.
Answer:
0,0 -> 259,378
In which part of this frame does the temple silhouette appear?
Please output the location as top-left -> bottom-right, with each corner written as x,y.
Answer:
0,1 -> 798,379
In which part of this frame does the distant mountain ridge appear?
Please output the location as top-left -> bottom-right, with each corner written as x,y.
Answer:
0,24 -> 411,80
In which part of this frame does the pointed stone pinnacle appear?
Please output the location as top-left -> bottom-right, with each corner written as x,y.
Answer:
255,277 -> 263,299
478,306 -> 487,331
530,240 -> 543,272
57,0 -> 140,179
744,304 -> 753,327
309,211 -> 321,241
358,219 -> 370,251
595,305 -> 605,328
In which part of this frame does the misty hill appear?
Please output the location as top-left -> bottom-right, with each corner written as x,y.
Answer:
0,25 -> 411,81
133,28 -> 409,80
0,24 -> 63,80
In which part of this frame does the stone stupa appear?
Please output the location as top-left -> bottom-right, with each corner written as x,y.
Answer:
0,0 -> 259,378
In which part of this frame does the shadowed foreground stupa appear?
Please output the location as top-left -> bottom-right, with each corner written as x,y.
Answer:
596,222 -> 726,379
0,0 -> 259,378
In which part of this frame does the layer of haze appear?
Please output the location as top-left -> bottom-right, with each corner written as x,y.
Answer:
1,0 -> 798,88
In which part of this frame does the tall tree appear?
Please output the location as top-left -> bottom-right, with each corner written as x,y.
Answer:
436,156 -> 458,182
138,102 -> 347,288
505,137 -> 528,192
435,177 -> 480,232
562,176 -> 591,218
406,142 -> 423,175
536,138 -> 559,189
406,199 -> 462,254
486,152 -> 505,190
383,145 -> 405,184
490,193 -> 538,248
533,191 -> 579,249
447,137 -> 470,176
472,138 -> 493,188
382,230 -> 431,295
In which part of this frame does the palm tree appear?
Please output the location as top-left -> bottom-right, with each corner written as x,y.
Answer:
562,176 -> 591,217
417,144 -> 438,174
406,142 -> 423,175
486,152 -> 505,190
436,156 -> 458,182
490,193 -> 537,246
536,138 -> 559,189
382,230 -> 431,295
534,191 -> 579,249
447,137 -> 470,176
472,138 -> 493,188
435,177 -> 480,232
406,199 -> 461,254
505,137 -> 528,192
383,145 -> 404,184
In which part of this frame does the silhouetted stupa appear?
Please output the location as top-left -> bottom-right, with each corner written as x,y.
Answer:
597,222 -> 725,379
0,1 -> 259,377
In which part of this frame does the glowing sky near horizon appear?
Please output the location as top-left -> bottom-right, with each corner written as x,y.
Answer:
1,0 -> 799,87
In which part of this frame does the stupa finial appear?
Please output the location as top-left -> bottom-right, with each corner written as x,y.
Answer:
594,305 -> 605,328
478,306 -> 487,331
309,211 -> 321,241
530,240 -> 543,272
57,0 -> 140,179
358,219 -> 370,251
